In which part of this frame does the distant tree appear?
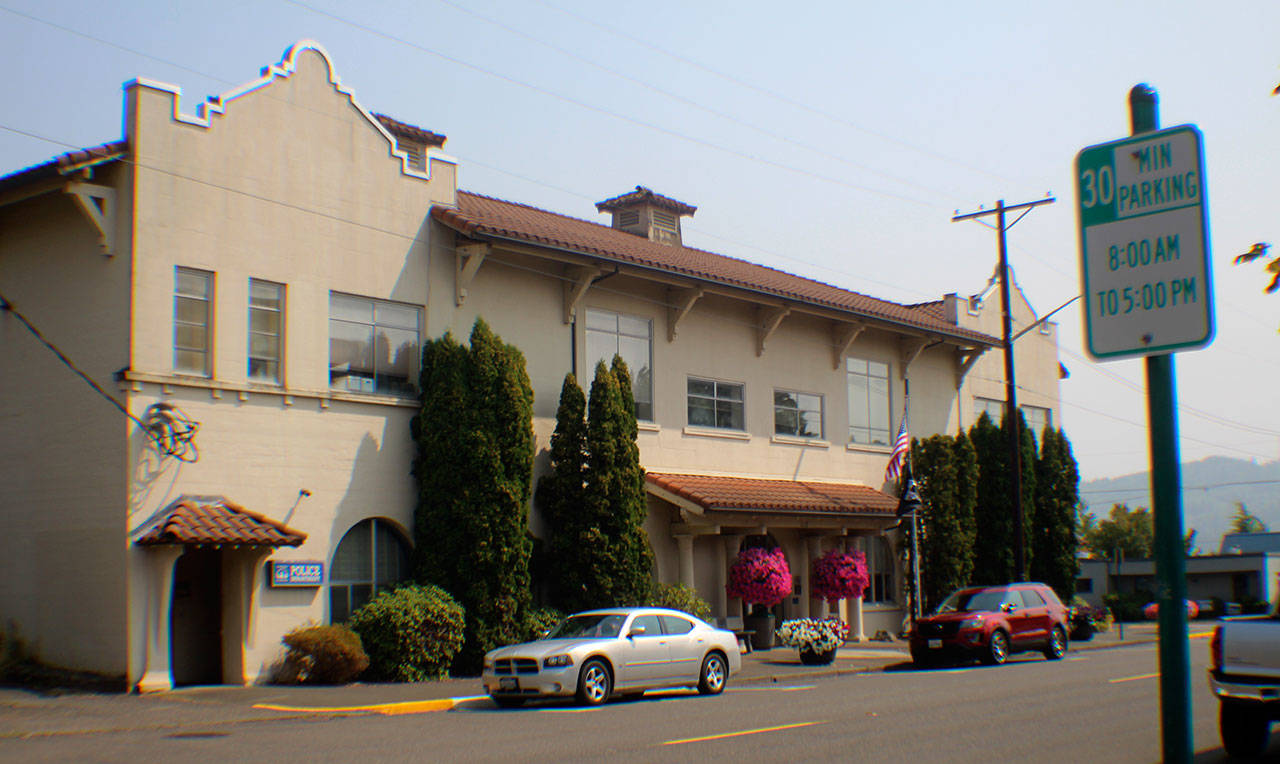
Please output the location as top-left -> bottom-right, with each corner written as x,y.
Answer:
1081,503 -> 1154,560
412,318 -> 535,674
1233,242 -> 1280,298
1230,502 -> 1270,534
910,432 -> 977,611
1031,427 -> 1079,603
1184,528 -> 1199,556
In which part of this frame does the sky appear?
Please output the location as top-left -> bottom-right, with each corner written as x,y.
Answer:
3,0 -> 1279,490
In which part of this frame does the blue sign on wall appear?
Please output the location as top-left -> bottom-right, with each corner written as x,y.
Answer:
269,560 -> 324,587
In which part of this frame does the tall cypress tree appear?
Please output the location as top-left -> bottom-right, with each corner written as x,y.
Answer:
968,411 -> 1011,585
1032,427 -> 1080,602
537,374 -> 591,611
412,318 -> 534,674
911,432 -> 977,611
609,356 -> 654,606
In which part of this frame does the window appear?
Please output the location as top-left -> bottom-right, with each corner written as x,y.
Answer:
687,377 -> 744,430
651,209 -> 678,233
174,268 -> 212,376
847,358 -> 890,446
1022,405 -> 1052,436
1075,578 -> 1093,594
974,396 -> 1005,424
659,615 -> 694,635
248,279 -> 283,383
329,293 -> 421,396
774,390 -> 823,438
629,614 -> 663,637
584,308 -> 653,420
866,537 -> 894,604
329,519 -> 410,623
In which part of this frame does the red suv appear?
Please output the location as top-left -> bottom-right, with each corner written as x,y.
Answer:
909,583 -> 1069,667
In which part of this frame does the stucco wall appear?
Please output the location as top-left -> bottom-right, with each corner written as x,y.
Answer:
0,173 -> 132,673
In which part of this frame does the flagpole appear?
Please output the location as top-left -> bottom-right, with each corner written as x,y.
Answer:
905,384 -> 921,623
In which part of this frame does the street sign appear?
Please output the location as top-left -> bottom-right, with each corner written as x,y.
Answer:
1075,125 -> 1213,360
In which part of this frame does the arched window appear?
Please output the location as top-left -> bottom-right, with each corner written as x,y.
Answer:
329,519 -> 409,623
866,537 -> 895,604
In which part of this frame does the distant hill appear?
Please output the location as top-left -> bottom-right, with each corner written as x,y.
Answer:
1079,456 -> 1280,554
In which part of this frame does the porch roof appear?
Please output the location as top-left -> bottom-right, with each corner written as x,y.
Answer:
136,498 -> 306,547
646,473 -> 899,518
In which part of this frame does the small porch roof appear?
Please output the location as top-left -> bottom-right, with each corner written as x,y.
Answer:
136,498 -> 306,547
646,472 -> 899,522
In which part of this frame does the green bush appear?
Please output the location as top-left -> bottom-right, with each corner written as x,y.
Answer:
1103,591 -> 1152,622
278,624 -> 369,685
647,583 -> 712,621
522,606 -> 565,642
348,584 -> 465,682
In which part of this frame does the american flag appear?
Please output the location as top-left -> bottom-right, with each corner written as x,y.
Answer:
884,409 -> 909,483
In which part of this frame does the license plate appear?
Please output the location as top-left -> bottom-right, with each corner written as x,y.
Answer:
499,677 -> 519,691
928,639 -> 942,649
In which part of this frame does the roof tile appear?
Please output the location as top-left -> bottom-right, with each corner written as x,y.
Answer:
646,472 -> 898,516
137,498 -> 306,547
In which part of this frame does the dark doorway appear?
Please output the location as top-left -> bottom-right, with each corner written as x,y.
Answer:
170,548 -> 223,686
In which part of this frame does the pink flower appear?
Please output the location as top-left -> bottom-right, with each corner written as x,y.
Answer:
726,547 -> 792,606
810,549 -> 869,605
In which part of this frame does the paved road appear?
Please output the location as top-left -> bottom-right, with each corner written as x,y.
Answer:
4,640 -> 1272,762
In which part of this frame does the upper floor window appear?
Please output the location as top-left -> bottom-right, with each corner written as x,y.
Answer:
1022,405 -> 1052,436
847,358 -> 890,446
774,390 -> 823,438
248,279 -> 283,384
174,267 -> 212,376
975,396 -> 1005,424
585,308 -> 653,420
688,377 -> 744,431
329,293 -> 421,396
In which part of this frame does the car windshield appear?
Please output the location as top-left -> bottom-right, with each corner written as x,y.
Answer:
545,614 -> 625,640
933,589 -> 1007,614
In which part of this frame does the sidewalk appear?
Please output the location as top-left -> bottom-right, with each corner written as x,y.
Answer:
0,621 -> 1189,738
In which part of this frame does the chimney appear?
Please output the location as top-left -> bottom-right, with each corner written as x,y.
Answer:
595,186 -> 696,246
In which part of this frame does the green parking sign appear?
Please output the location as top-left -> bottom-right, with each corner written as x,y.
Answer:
1075,125 -> 1214,360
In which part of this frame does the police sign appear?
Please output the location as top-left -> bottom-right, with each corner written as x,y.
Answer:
1075,125 -> 1214,360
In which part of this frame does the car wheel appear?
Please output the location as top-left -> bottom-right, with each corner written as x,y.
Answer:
698,652 -> 728,695
1044,625 -> 1068,660
576,658 -> 612,706
492,696 -> 525,709
983,630 -> 1009,665
1069,620 -> 1095,642
910,649 -> 934,669
1220,699 -> 1271,758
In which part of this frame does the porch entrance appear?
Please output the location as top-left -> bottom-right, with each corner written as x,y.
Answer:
170,548 -> 222,686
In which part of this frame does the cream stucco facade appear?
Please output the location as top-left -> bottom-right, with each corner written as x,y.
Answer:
0,42 -> 1060,689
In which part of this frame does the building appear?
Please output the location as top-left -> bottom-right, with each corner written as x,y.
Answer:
0,41 -> 1061,690
1075,554 -> 1280,611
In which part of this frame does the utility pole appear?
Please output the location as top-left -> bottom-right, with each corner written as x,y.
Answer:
952,196 -> 1054,582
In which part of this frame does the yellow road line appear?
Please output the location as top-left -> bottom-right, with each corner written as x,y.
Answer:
1109,672 -> 1159,684
663,720 -> 827,745
252,696 -> 487,715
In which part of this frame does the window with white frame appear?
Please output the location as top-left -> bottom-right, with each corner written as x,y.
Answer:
1022,404 -> 1052,436
867,537 -> 895,604
329,293 -> 421,396
974,396 -> 1005,424
248,279 -> 283,384
687,377 -> 744,430
584,308 -> 653,420
329,518 -> 410,623
174,267 -> 212,376
773,389 -> 823,438
847,358 -> 890,446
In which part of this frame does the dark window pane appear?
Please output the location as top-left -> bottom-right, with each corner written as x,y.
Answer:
330,586 -> 350,624
688,398 -> 716,427
688,378 -> 715,397
248,359 -> 279,381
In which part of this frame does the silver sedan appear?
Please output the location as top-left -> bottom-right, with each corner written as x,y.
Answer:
482,607 -> 742,707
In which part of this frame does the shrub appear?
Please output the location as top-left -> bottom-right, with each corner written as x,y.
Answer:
647,583 -> 712,621
522,606 -> 565,642
278,624 -> 369,685
348,584 -> 465,682
1103,591 -> 1152,622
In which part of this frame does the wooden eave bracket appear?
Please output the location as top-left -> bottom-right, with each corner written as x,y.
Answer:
563,264 -> 602,324
899,337 -> 929,377
955,346 -> 987,386
667,286 -> 704,342
832,321 -> 866,369
455,241 -> 489,306
62,181 -> 116,256
756,305 -> 790,356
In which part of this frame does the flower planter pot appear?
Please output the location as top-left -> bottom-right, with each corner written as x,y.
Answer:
799,646 -> 837,665
743,613 -> 776,650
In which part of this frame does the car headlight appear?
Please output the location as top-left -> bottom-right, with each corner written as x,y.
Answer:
959,617 -> 984,630
483,658 -> 494,671
543,654 -> 573,669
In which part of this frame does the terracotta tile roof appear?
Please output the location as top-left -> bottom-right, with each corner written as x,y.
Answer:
646,472 -> 899,516
596,185 -> 696,216
0,140 -> 128,195
908,300 -> 947,323
373,113 -> 446,147
434,192 -> 998,346
136,498 -> 306,547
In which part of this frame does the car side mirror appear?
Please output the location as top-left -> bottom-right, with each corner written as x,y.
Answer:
629,625 -> 647,638
1002,602 -> 1016,613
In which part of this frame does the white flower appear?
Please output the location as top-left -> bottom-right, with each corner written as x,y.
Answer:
776,618 -> 847,653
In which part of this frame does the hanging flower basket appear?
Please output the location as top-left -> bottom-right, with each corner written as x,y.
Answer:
727,547 -> 791,649
777,618 -> 847,664
810,549 -> 869,605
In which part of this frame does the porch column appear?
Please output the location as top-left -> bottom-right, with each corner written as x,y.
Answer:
137,545 -> 184,693
724,534 -> 744,619
226,547 -> 272,685
851,535 -> 866,641
714,534 -> 728,620
676,535 -> 695,589
806,536 -> 824,619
